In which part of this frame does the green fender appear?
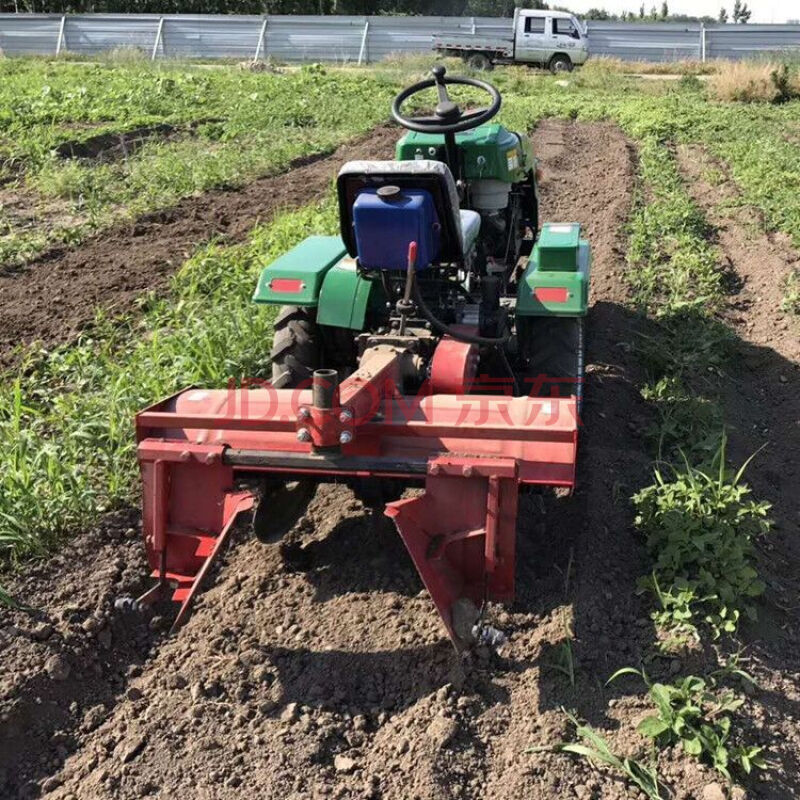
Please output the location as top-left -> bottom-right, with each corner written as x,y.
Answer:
317,257 -> 380,330
517,223 -> 591,318
253,235 -> 346,307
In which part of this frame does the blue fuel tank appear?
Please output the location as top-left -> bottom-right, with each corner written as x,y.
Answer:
353,187 -> 440,270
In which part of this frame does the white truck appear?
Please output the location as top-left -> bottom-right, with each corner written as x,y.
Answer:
433,8 -> 589,73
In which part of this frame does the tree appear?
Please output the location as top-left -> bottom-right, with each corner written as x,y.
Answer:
639,2 -> 645,17
584,7 -> 612,19
660,0 -> 667,18
718,6 -> 728,22
732,0 -> 751,23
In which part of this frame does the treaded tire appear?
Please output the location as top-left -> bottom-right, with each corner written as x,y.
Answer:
520,316 -> 585,411
466,52 -> 493,71
549,55 -> 573,74
270,305 -> 320,389
256,305 -> 320,544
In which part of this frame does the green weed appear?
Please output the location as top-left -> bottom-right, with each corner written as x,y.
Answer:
540,709 -> 664,800
782,268 -> 800,316
633,437 -> 771,638
608,667 -> 766,779
0,198 -> 339,566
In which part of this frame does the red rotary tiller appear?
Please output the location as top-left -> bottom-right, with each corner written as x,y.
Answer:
135,66 -> 590,649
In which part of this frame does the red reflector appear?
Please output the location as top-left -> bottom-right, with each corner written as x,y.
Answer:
534,287 -> 568,303
269,278 -> 304,293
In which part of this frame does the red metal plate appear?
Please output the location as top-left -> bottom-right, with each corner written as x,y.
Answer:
269,278 -> 304,293
534,287 -> 568,303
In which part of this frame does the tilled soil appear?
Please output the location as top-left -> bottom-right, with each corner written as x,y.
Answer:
1,121 -> 798,800
0,125 -> 399,370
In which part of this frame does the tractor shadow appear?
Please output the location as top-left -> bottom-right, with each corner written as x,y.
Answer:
280,509 -> 423,601
261,642 -> 517,714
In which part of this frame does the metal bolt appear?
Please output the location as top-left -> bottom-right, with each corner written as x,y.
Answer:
339,408 -> 354,423
296,428 -> 311,443
339,430 -> 353,445
297,406 -> 311,420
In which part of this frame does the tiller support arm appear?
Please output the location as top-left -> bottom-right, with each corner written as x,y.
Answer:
136,441 -> 255,632
386,456 -> 519,650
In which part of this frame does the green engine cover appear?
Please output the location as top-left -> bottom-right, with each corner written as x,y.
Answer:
253,235 -> 346,307
396,124 -> 533,182
517,223 -> 591,317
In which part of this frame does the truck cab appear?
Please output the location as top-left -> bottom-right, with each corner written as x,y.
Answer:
513,8 -> 588,72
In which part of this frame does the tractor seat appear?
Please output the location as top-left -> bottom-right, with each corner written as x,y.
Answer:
337,160 -> 480,269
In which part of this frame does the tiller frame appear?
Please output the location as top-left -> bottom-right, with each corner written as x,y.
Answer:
135,339 -> 578,647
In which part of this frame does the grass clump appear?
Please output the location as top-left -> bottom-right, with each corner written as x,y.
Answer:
633,438 -> 771,638
542,710 -> 665,800
708,60 -> 800,104
640,376 -> 723,463
782,268 -> 800,316
628,141 -> 722,317
608,667 -> 766,780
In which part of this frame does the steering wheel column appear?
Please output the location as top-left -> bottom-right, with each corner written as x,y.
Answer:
392,65 -> 502,181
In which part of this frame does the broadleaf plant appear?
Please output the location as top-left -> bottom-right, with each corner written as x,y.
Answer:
608,667 -> 766,780
633,435 -> 771,638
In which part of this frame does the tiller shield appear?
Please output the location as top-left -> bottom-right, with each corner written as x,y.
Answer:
135,341 -> 578,648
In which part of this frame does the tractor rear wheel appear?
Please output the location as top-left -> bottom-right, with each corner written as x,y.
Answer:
519,316 -> 585,411
270,305 -> 320,389
254,305 -> 321,543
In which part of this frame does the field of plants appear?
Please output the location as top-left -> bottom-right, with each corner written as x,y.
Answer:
0,54 -> 798,800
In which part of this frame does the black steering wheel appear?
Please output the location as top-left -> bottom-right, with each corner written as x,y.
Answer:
392,65 -> 501,135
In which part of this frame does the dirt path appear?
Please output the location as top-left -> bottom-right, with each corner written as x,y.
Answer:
3,121 -> 798,800
0,126 -> 398,371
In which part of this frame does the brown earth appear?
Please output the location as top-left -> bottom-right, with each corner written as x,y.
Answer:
0,125 -> 398,371
1,121 -> 798,800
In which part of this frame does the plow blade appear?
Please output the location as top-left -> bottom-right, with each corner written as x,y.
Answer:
136,441 -> 255,632
386,456 -> 519,649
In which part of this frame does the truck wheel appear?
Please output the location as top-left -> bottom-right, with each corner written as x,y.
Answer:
270,305 -> 319,389
466,52 -> 493,71
549,54 -> 573,74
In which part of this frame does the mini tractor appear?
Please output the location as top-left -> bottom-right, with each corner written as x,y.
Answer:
135,67 -> 590,649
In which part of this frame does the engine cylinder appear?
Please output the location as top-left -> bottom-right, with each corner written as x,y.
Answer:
471,179 -> 512,212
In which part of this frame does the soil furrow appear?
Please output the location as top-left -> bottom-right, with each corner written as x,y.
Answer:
0,125 -> 398,371
676,145 -> 800,799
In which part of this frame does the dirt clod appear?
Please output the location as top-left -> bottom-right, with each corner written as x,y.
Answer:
703,783 -> 727,800
44,654 -> 71,682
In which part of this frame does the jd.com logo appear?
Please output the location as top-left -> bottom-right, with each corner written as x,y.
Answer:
224,374 -> 584,428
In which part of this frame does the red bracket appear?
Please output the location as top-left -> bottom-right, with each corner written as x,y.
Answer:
137,441 -> 255,632
386,455 -> 519,649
